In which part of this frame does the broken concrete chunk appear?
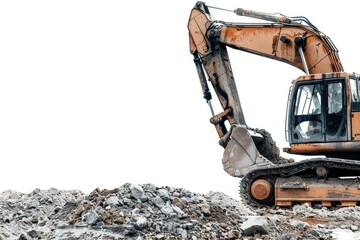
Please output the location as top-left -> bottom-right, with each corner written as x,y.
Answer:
130,184 -> 144,200
240,216 -> 269,236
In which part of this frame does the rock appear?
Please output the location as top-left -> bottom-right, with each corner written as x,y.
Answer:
200,203 -> 211,216
86,210 -> 100,225
60,200 -> 77,212
183,223 -> 194,230
351,225 -> 359,231
307,229 -> 320,237
3,214 -> 13,223
157,189 -> 170,202
130,184 -> 144,200
290,220 -> 310,229
161,202 -> 174,215
104,196 -> 119,206
154,234 -> 165,240
18,233 -> 32,240
176,228 -> 187,239
135,215 -> 148,230
240,216 -> 269,236
25,199 -> 40,209
0,190 -> 21,200
152,196 -> 165,208
172,205 -> 185,217
281,233 -> 298,240
172,197 -> 185,209
26,230 -> 38,238
220,222 -> 228,229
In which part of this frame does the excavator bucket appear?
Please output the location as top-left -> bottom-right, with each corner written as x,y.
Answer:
222,126 -> 274,177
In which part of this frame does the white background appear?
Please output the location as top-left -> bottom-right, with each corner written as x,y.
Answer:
0,0 -> 359,200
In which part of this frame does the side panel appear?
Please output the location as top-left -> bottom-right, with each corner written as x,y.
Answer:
352,112 -> 360,140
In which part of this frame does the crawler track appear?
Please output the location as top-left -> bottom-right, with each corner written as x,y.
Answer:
240,158 -> 360,208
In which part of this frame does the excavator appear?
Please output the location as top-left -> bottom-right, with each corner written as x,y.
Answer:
188,2 -> 360,208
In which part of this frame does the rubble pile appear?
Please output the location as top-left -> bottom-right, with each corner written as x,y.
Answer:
1,183 -> 360,239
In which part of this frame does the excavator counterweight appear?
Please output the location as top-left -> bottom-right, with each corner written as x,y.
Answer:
188,2 -> 360,207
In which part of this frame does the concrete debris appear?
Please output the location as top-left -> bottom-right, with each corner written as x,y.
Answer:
240,216 -> 269,236
0,183 -> 360,239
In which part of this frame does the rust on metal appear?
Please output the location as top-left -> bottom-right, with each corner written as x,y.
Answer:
250,179 -> 272,201
275,177 -> 360,207
188,8 -> 211,55
352,112 -> 360,140
219,25 -> 343,74
341,201 -> 357,207
283,141 -> 360,156
279,181 -> 308,190
210,108 -> 232,124
316,167 -> 328,177
322,201 -> 332,207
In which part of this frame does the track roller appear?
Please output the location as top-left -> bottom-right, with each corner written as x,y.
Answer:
250,178 -> 274,205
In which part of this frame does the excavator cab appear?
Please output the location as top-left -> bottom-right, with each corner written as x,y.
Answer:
284,72 -> 360,160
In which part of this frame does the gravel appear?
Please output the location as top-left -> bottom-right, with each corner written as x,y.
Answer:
0,183 -> 359,239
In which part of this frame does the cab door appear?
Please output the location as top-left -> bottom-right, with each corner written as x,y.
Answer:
350,77 -> 360,140
288,81 -> 325,143
324,80 -> 347,142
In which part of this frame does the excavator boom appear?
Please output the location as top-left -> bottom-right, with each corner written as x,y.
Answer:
189,4 -> 343,73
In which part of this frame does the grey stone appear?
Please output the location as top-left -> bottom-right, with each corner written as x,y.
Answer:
240,216 -> 269,236
2,190 -> 21,200
26,199 -> 40,209
161,202 -> 174,215
140,194 -> 149,202
176,228 -> 187,239
183,223 -> 194,230
351,225 -> 359,231
172,205 -> 184,216
164,222 -> 175,232
308,229 -> 320,237
3,214 -> 13,223
124,224 -> 137,235
130,184 -> 144,200
27,230 -> 38,238
135,215 -> 147,230
290,220 -> 310,229
142,183 -> 157,192
317,224 -> 326,228
281,233 -> 298,240
157,189 -> 170,202
152,196 -> 165,209
123,197 -> 132,206
154,234 -> 165,240
86,210 -> 100,225
17,234 -> 31,240
104,196 -> 119,206
60,200 -> 77,212
131,208 -> 140,216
